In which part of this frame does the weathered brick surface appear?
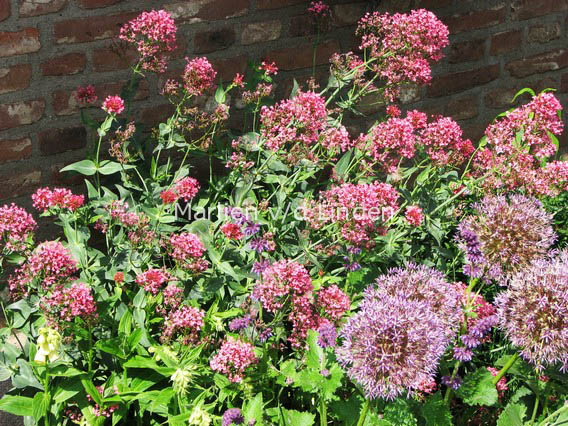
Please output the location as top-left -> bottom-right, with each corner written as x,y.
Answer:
0,0 -> 566,210
41,53 -> 87,76
0,28 -> 41,57
0,64 -> 32,94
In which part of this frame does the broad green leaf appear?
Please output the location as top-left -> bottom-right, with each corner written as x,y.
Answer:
496,403 -> 527,426
281,409 -> 315,426
422,393 -> 452,426
243,393 -> 263,424
32,392 -> 48,422
335,149 -> 353,179
81,378 -> 103,406
456,367 -> 498,406
0,395 -> 34,416
60,160 -> 97,176
98,161 -> 135,176
384,398 -> 417,426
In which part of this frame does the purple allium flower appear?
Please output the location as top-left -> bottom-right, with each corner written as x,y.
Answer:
441,375 -> 462,390
336,293 -> 451,400
249,238 -> 270,253
251,260 -> 271,275
457,195 -> 556,282
244,221 -> 261,236
453,346 -> 474,362
317,321 -> 338,348
366,263 -> 462,339
229,315 -> 251,332
222,408 -> 245,426
258,327 -> 273,343
496,250 -> 568,371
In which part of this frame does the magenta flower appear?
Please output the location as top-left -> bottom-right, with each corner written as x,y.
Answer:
161,305 -> 205,344
174,177 -> 200,202
210,337 -> 258,383
102,95 -> 125,115
136,268 -> 170,295
0,203 -> 37,252
32,187 -> 84,212
182,57 -> 217,96
44,282 -> 97,323
404,205 -> 423,227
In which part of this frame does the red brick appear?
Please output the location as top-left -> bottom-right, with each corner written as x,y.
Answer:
267,40 -> 340,71
194,27 -> 236,54
39,127 -> 87,156
448,39 -> 485,64
210,56 -> 248,82
484,87 -> 520,109
561,73 -> 568,93
0,28 -> 41,58
242,21 -> 282,45
0,137 -> 32,164
50,161 -> 85,186
444,96 -> 478,120
0,169 -> 41,201
511,0 -> 568,21
0,99 -> 45,130
0,0 -> 10,21
54,12 -> 137,44
52,80 -> 149,116
141,104 -> 175,127
93,45 -> 138,72
528,23 -> 561,44
77,0 -> 122,8
443,7 -> 506,34
416,0 -> 452,8
165,0 -> 249,22
428,65 -> 500,97
506,49 -> 568,78
0,64 -> 32,94
490,30 -> 522,56
333,3 -> 366,27
289,15 -> 317,37
257,0 -> 304,9
19,0 -> 66,17
41,53 -> 87,76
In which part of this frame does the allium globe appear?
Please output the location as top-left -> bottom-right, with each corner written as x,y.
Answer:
337,293 -> 450,400
495,250 -> 568,371
366,264 -> 462,338
457,194 -> 556,281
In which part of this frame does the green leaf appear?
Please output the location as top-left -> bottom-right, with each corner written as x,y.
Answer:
60,160 -> 98,176
215,83 -> 226,104
496,403 -> 527,426
422,393 -> 452,426
0,395 -> 34,416
306,329 -> 324,370
81,378 -> 103,406
335,149 -> 353,179
511,87 -> 536,103
456,367 -> 498,406
384,398 -> 417,426
290,79 -> 300,99
281,409 -> 315,426
32,392 -> 48,422
243,393 -> 263,424
98,161 -> 135,176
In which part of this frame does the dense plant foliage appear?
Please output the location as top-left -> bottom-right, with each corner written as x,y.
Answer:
1,3 -> 568,425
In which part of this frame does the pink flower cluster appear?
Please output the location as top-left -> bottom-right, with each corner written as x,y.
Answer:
0,204 -> 36,252
307,1 -> 330,17
32,187 -> 85,212
360,110 -> 474,173
487,367 -> 508,397
136,268 -> 170,295
75,85 -> 97,104
107,200 -> 141,227
356,9 -> 449,101
210,337 -> 258,383
183,57 -> 217,96
9,241 -> 78,297
168,232 -> 208,273
472,92 -> 567,196
159,177 -> 200,205
102,96 -> 125,115
303,181 -> 400,246
162,305 -> 205,344
405,205 -> 424,227
317,285 -> 350,321
44,282 -> 98,323
259,91 -> 352,162
119,9 -> 177,73
221,223 -> 243,240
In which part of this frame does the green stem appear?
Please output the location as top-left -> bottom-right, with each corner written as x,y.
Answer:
356,399 -> 370,426
538,404 -> 568,426
492,353 -> 519,385
87,327 -> 94,374
530,395 -> 540,425
43,366 -> 50,426
320,394 -> 327,426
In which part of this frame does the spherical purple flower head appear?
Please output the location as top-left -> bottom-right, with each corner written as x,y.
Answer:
317,321 -> 338,348
495,250 -> 568,371
336,294 -> 450,400
366,263 -> 462,339
222,408 -> 245,426
457,194 -> 556,282
229,315 -> 251,332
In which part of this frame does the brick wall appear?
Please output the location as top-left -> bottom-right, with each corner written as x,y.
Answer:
0,0 -> 567,208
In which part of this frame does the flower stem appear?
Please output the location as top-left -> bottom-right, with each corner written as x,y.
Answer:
356,399 -> 370,426
320,394 -> 327,426
538,404 -> 568,426
492,353 -> 519,385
